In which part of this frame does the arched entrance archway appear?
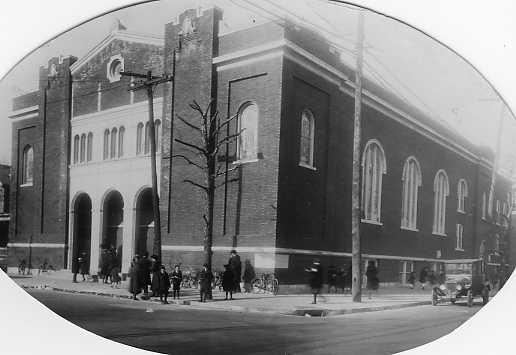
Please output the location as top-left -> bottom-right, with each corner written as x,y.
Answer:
135,187 -> 154,256
72,193 -> 92,274
102,190 -> 124,267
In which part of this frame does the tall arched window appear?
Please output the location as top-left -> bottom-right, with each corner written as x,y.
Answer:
80,134 -> 86,163
299,110 -> 315,168
361,139 -> 386,223
144,122 -> 150,154
118,126 -> 125,158
136,122 -> 144,155
433,169 -> 449,235
401,156 -> 422,229
237,103 -> 258,161
110,127 -> 117,159
73,135 -> 80,164
21,145 -> 33,185
86,132 -> 93,162
457,179 -> 468,213
103,129 -> 110,160
155,119 -> 161,152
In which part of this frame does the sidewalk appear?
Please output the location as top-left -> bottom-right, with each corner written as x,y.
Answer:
10,271 -> 433,317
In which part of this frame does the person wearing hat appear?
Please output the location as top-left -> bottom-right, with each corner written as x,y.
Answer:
198,264 -> 213,302
228,249 -> 242,293
150,254 -> 160,297
305,259 -> 323,304
156,265 -> 171,304
170,264 -> 183,300
222,263 -> 235,300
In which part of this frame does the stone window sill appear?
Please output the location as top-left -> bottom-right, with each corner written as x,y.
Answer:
20,183 -> 33,188
361,219 -> 383,226
400,226 -> 419,232
432,232 -> 447,237
298,162 -> 317,171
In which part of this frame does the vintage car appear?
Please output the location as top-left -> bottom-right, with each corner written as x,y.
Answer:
432,259 -> 491,307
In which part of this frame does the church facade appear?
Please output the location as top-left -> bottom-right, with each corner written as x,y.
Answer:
8,7 -> 513,287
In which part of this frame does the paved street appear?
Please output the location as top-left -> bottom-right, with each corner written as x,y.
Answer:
28,289 -> 480,355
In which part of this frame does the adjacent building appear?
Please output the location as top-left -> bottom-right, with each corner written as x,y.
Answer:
7,7 -> 513,288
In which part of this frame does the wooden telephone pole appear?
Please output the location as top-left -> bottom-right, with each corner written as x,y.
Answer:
120,70 -> 173,262
351,10 -> 365,303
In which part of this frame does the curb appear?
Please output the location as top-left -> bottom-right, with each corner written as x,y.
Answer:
20,284 -> 431,316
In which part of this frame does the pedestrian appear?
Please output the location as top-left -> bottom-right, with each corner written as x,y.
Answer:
242,259 -> 255,293
106,248 -> 117,283
366,261 -> 379,299
128,255 -> 142,300
305,259 -> 323,304
139,252 -> 152,297
75,252 -> 88,282
72,253 -> 83,283
419,267 -> 428,290
228,249 -> 242,293
407,271 -> 416,289
344,264 -> 352,294
171,264 -> 183,300
150,255 -> 160,297
198,264 -> 213,302
327,264 -> 338,293
110,264 -> 121,288
100,248 -> 109,283
157,265 -> 171,304
222,264 -> 235,300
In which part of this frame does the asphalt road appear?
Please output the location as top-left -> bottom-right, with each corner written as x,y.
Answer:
28,289 -> 480,355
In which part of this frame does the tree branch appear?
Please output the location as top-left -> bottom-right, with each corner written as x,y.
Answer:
183,179 -> 208,193
176,115 -> 202,133
216,129 -> 244,149
216,177 -> 239,188
217,113 -> 239,132
172,154 -> 206,171
216,165 -> 239,177
175,138 -> 207,155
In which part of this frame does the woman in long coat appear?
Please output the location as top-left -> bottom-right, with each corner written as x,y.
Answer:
366,261 -> 379,299
242,260 -> 255,293
128,256 -> 142,300
156,265 -> 171,304
150,255 -> 160,297
222,264 -> 234,300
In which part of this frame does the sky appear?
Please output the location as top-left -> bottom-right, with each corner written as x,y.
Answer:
1,0 -> 516,178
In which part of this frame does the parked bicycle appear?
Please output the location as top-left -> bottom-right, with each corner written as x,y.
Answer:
252,273 -> 279,295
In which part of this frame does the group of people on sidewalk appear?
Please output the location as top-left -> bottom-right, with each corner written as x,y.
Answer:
128,252 -> 183,304
99,248 -> 121,287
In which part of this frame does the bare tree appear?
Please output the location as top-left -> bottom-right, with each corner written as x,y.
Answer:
172,99 -> 240,272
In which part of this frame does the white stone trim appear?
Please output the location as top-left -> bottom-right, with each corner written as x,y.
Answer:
7,243 -> 65,248
71,31 -> 164,74
72,98 -> 163,123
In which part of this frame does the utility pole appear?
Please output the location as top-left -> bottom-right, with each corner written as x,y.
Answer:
120,70 -> 173,262
351,10 -> 365,303
487,104 -> 505,220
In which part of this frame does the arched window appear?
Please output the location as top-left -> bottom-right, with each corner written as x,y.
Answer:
155,119 -> 161,152
80,134 -> 86,163
118,126 -> 125,158
21,145 -> 34,185
110,127 -> 117,159
144,122 -> 150,154
73,135 -> 80,164
237,103 -> 258,161
86,132 -> 93,162
401,156 -> 422,229
299,110 -> 315,168
457,179 -> 468,213
361,139 -> 386,222
103,129 -> 110,160
136,122 -> 144,155
433,170 -> 449,235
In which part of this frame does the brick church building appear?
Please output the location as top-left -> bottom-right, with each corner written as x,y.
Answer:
7,7 -> 513,287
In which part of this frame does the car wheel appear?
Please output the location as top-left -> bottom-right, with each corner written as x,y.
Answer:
467,290 -> 473,307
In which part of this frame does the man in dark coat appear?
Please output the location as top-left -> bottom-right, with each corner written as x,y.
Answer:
365,260 -> 379,299
170,264 -> 183,299
327,264 -> 338,293
150,255 -> 160,297
139,252 -> 152,296
228,250 -> 242,292
198,264 -> 213,302
156,265 -> 171,304
128,255 -> 142,300
242,259 -> 255,293
306,259 -> 323,304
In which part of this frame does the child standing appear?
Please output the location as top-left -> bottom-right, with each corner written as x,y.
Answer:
171,264 -> 183,300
